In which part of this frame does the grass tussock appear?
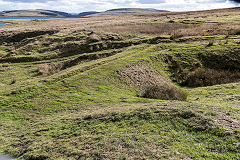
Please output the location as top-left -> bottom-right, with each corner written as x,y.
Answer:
37,63 -> 63,76
118,64 -> 187,101
139,85 -> 187,101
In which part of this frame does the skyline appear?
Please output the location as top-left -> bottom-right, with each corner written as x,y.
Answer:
0,0 -> 239,13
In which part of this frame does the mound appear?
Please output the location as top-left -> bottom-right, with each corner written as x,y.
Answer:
117,64 -> 187,101
117,64 -> 169,88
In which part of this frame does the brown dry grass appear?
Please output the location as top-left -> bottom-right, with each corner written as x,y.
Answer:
117,64 -> 169,88
139,85 -> 187,101
37,63 -> 63,76
0,7 -> 240,39
91,22 -> 240,36
185,68 -> 240,87
136,7 -> 240,20
0,63 -> 10,67
117,64 -> 187,101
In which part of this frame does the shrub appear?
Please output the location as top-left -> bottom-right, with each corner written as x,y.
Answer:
168,20 -> 175,23
10,78 -> 16,85
206,40 -> 214,47
139,84 -> 187,101
185,68 -> 240,87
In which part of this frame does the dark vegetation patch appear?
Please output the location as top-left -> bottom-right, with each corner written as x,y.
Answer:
164,47 -> 240,87
139,85 -> 187,101
37,50 -> 121,76
199,50 -> 240,70
0,30 -> 57,44
0,31 -> 172,63
185,68 -> 240,87
117,64 -> 187,100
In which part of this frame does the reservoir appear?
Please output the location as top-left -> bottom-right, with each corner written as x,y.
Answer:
0,17 -> 81,20
0,23 -> 8,27
0,17 -> 82,27
0,154 -> 15,160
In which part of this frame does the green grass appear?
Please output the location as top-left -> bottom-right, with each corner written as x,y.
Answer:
0,104 -> 239,159
187,83 -> 240,120
0,46 -> 9,57
166,14 -> 240,24
0,29 -> 240,159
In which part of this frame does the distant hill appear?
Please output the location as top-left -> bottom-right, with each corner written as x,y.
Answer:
78,11 -> 100,17
93,8 -> 169,16
0,8 -> 169,17
0,9 -> 77,17
231,0 -> 240,2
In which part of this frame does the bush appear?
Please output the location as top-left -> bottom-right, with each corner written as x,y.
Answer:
139,84 -> 187,101
10,78 -> 16,85
206,40 -> 214,47
185,68 -> 240,87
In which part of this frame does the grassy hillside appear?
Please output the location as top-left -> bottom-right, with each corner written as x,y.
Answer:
0,8 -> 239,160
0,9 -> 74,17
78,11 -> 100,17
0,8 -> 168,17
94,8 -> 169,16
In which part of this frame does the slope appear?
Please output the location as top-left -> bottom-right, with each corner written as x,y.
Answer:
93,8 -> 169,16
0,8 -> 239,160
0,9 -> 74,17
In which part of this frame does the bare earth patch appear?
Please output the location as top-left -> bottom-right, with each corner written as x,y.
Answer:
213,109 -> 240,130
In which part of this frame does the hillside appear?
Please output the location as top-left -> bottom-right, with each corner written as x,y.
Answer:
0,9 -> 74,17
0,8 -> 169,17
78,11 -> 100,17
94,8 -> 169,16
0,7 -> 240,160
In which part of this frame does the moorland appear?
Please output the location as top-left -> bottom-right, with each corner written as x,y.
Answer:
0,7 -> 240,160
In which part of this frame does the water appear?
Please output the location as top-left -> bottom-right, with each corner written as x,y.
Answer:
0,23 -> 8,27
0,155 -> 15,160
0,17 -> 82,27
0,17 -> 81,20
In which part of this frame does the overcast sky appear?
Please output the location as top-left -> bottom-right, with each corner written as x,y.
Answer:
0,0 -> 239,13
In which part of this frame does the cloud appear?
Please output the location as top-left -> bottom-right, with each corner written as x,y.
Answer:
3,0 -> 53,2
0,0 -> 239,13
138,0 -> 166,4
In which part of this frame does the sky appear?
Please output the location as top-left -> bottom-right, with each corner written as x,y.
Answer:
0,0 -> 239,13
